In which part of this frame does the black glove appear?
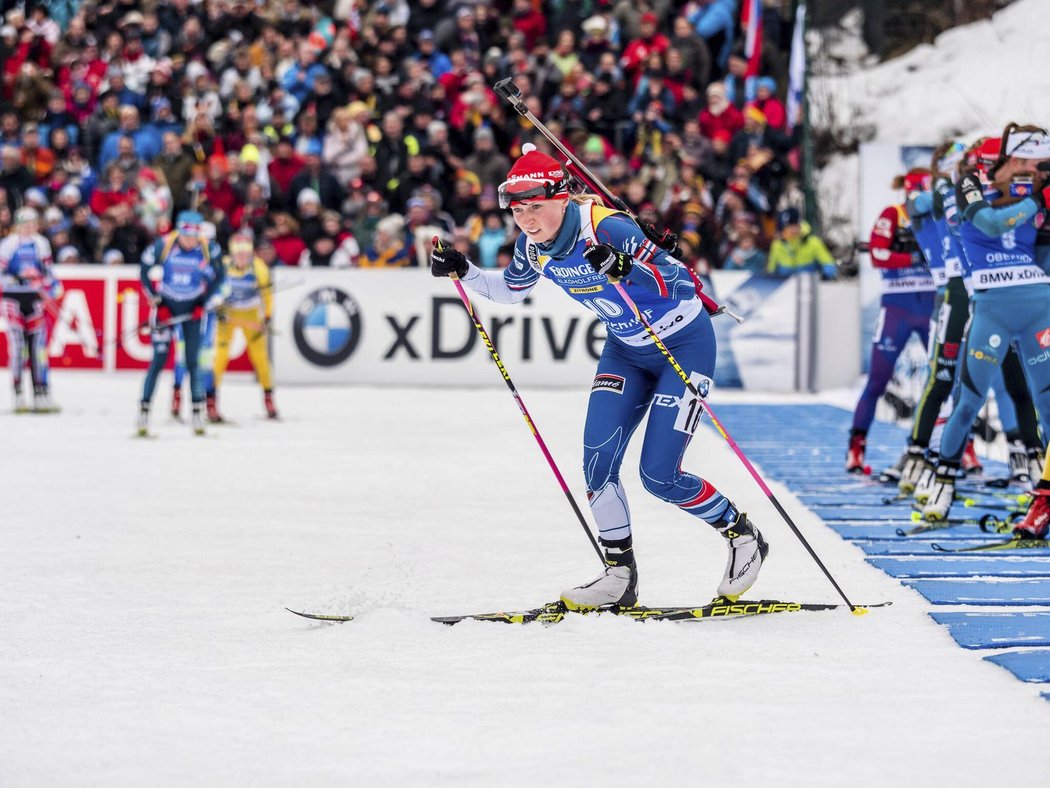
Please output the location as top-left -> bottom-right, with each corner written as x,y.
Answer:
641,222 -> 678,255
584,243 -> 633,279
431,243 -> 469,278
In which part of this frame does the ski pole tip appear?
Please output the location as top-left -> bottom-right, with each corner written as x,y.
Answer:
850,606 -> 869,617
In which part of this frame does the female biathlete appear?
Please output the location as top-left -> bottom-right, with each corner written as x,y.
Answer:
429,145 -> 768,609
905,139 -> 1043,500
923,125 -> 1050,521
846,171 -> 936,473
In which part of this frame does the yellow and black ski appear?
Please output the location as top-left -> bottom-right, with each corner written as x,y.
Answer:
432,598 -> 890,626
287,599 -> 891,626
931,537 -> 1050,553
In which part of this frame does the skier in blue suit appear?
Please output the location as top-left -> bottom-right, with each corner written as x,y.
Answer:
924,126 -> 1050,520
430,145 -> 769,609
137,211 -> 224,436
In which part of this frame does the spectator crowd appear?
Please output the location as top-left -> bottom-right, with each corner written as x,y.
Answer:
0,0 -> 813,277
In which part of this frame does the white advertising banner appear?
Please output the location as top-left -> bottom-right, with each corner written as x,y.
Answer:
271,269 -> 804,391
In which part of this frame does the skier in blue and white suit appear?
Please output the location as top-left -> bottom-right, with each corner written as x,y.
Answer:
924,126 -> 1050,520
136,210 -> 224,437
430,144 -> 768,609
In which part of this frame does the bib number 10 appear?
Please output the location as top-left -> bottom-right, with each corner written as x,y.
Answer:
674,372 -> 713,435
582,297 -> 624,319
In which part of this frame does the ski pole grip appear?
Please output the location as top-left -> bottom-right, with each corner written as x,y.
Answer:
494,78 -> 522,104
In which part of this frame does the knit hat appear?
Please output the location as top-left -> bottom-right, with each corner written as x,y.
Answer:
497,143 -> 568,208
776,207 -> 801,230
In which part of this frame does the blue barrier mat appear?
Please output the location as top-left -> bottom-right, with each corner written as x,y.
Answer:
811,506 -> 917,522
871,557 -> 1050,578
826,523 -> 1000,542
853,539 -> 967,556
930,612 -> 1050,649
906,579 -> 1050,605
811,505 -> 1009,522
984,650 -> 1050,682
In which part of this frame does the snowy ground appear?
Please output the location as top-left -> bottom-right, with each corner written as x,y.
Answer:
3,374 -> 1048,786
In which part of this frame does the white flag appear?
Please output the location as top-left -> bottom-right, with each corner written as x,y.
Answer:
787,3 -> 806,131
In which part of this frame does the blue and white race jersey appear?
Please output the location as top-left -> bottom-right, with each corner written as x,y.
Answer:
0,233 -> 54,294
503,200 -> 704,347
956,173 -> 1048,291
141,234 -> 223,303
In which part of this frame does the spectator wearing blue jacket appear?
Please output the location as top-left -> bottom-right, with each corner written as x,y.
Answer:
281,41 -> 331,105
689,0 -> 737,76
98,106 -> 162,169
416,29 -> 452,79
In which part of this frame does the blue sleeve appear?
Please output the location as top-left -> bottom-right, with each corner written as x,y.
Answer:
1038,244 -> 1050,274
594,212 -> 698,301
693,6 -> 732,38
505,236 -> 541,292
205,241 -> 225,298
141,239 -> 162,297
907,192 -> 934,220
966,198 -> 1041,237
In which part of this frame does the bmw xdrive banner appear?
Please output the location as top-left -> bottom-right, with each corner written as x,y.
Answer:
271,269 -> 804,390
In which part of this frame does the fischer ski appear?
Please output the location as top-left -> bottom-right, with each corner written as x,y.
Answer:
896,512 -> 1017,537
287,599 -> 892,625
285,607 -> 354,622
930,537 -> 1050,553
431,598 -> 891,625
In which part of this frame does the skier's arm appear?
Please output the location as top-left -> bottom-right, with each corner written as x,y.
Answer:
958,173 -> 1041,236
869,206 -> 917,269
255,257 -> 274,319
203,241 -> 225,302
431,236 -> 538,303
140,240 -> 160,300
594,212 -> 698,300
459,238 -> 538,304
906,192 -> 934,221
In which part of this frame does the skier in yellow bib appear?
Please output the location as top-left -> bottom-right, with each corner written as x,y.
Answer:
208,232 -> 278,421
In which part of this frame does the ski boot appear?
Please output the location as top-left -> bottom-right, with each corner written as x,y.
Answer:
913,456 -> 939,504
191,404 -> 206,436
561,537 -> 638,610
961,440 -> 983,477
846,431 -> 867,474
205,392 -> 224,424
922,464 -> 962,521
136,403 -> 150,437
264,389 -> 278,420
897,446 -> 926,495
716,507 -> 769,601
878,452 -> 905,484
1013,489 -> 1050,540
1008,440 -> 1031,483
32,385 -> 57,414
12,383 -> 28,414
1027,448 -> 1045,487
171,386 -> 182,420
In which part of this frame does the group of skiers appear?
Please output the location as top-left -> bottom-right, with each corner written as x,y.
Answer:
847,123 -> 1050,541
0,207 -> 279,434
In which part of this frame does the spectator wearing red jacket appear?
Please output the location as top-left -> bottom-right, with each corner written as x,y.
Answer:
699,81 -> 743,141
267,137 -> 305,212
511,0 -> 547,50
89,163 -> 138,215
748,77 -> 787,131
202,155 -> 241,221
620,12 -> 670,84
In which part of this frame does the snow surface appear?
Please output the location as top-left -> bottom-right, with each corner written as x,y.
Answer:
3,374 -> 1048,786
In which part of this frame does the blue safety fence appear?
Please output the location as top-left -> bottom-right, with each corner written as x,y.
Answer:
708,404 -> 1050,696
